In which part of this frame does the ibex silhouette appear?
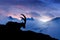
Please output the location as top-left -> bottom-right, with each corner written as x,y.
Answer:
0,14 -> 26,32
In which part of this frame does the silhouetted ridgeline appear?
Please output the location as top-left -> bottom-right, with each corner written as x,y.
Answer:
0,22 -> 58,40
18,31 -> 58,40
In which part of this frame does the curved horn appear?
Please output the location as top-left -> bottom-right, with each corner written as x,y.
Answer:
21,14 -> 26,19
20,17 -> 25,20
21,14 -> 26,24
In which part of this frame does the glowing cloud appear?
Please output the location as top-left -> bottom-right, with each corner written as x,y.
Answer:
39,16 -> 52,22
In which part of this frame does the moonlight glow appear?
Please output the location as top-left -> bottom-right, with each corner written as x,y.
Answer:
39,16 -> 52,22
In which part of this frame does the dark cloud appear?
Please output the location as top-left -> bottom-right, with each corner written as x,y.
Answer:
0,0 -> 45,6
44,13 -> 54,17
29,11 -> 40,17
52,0 -> 60,3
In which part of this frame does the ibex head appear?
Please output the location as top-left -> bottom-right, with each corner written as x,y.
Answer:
20,14 -> 26,28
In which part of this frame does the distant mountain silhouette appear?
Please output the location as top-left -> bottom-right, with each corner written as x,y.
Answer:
47,17 -> 60,24
8,16 -> 18,20
43,17 -> 60,40
8,16 -> 34,21
8,16 -> 13,19
49,17 -> 60,22
26,17 -> 34,20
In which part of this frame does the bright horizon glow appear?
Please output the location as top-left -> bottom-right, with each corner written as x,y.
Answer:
7,14 -> 21,20
39,16 -> 52,22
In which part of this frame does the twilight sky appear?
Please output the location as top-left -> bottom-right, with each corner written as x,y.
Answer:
0,0 -> 60,19
0,0 -> 60,23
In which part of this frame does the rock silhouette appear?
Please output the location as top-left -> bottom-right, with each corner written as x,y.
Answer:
17,31 -> 58,40
0,14 -> 58,40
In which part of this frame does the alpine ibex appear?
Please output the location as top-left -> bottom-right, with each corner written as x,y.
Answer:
0,14 -> 26,32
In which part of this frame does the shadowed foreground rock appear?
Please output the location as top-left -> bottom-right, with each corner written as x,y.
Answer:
0,22 -> 58,40
18,31 -> 58,40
